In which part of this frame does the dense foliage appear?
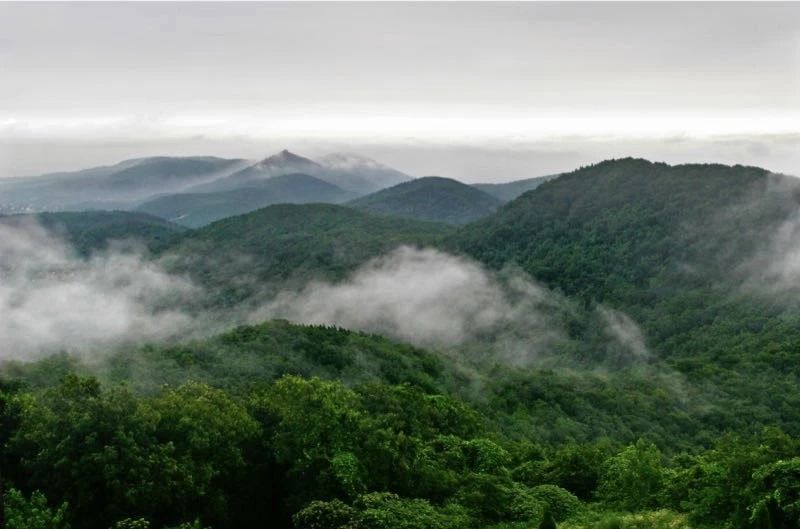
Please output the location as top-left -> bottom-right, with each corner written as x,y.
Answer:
450,158 -> 800,441
2,365 -> 799,529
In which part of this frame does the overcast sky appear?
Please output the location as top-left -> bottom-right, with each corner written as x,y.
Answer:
1,2 -> 799,181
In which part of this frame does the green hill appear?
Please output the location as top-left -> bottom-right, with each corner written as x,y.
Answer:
136,173 -> 357,227
160,203 -> 453,306
348,176 -> 502,224
452,158 -> 797,303
450,158 -> 800,431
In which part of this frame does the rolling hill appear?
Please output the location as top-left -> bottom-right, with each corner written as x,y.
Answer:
449,158 -> 800,432
136,173 -> 356,227
159,203 -> 453,306
348,176 -> 503,224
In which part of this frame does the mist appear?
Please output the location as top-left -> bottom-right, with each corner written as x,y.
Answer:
597,305 -> 651,361
0,219 -> 197,361
251,246 -> 567,363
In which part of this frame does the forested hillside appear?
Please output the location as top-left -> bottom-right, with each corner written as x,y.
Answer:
449,159 -> 800,435
158,203 -> 453,306
3,322 -> 799,529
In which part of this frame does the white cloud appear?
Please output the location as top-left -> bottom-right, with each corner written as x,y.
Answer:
252,246 -> 565,363
0,219 -> 196,360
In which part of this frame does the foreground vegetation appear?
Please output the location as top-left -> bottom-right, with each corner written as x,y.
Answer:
0,322 -> 798,529
2,368 -> 799,529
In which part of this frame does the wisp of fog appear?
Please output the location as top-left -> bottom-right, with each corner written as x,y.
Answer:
0,219 -> 196,360
252,246 -> 568,363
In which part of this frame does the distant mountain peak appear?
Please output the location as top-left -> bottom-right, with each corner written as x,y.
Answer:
258,149 -> 318,167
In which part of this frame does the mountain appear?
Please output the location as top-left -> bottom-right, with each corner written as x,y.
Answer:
0,156 -> 248,212
160,203 -> 452,306
188,150 -> 324,193
347,176 -> 503,224
136,173 -> 356,227
472,174 -> 557,202
0,151 -> 411,218
0,210 -> 186,255
449,158 -> 800,431
191,150 -> 411,195
452,158 -> 799,302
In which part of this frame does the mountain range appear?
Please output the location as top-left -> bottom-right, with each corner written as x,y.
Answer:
12,156 -> 800,448
6,156 -> 800,529
1,149 -> 552,227
0,156 -> 250,212
189,150 -> 411,195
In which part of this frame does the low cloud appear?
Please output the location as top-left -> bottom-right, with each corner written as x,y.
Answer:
252,246 -> 566,363
0,219 -> 196,361
730,174 -> 800,297
597,305 -> 650,361
753,211 -> 800,292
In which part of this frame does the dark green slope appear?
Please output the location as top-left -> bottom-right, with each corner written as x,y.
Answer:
348,176 -> 502,224
136,173 -> 357,227
161,203 -> 452,306
321,157 -> 800,443
0,210 -> 186,255
472,174 -> 556,202
451,158 -> 797,302
449,158 -> 800,429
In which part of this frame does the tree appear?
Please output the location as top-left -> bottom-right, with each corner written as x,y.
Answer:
12,376 -> 177,529
5,489 -> 69,529
748,458 -> 800,529
597,439 -> 664,511
249,376 -> 364,509
144,382 -> 260,526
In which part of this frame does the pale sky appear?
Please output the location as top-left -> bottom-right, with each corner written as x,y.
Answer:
1,2 -> 799,181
